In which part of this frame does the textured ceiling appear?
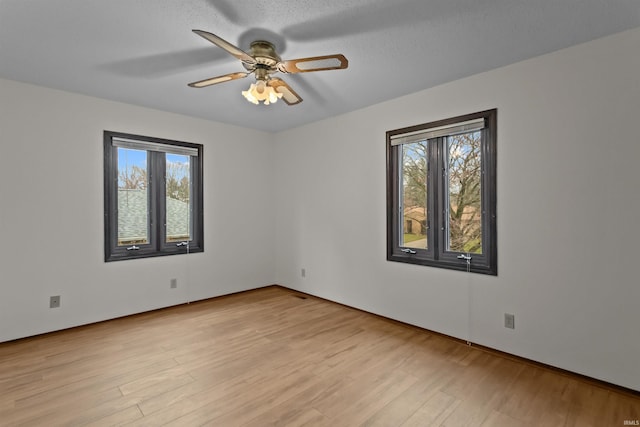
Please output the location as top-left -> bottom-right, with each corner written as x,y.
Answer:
1,0 -> 639,132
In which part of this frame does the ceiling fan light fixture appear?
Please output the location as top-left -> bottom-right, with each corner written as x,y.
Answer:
189,30 -> 347,106
241,83 -> 259,104
242,79 -> 283,105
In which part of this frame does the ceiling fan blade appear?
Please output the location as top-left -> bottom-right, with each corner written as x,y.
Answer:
192,29 -> 256,65
268,78 -> 302,105
188,72 -> 249,88
278,54 -> 348,74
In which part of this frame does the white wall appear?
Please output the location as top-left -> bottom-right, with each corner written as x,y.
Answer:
274,28 -> 640,391
0,79 -> 276,342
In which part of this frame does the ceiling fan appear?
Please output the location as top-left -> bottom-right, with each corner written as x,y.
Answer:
188,30 -> 348,105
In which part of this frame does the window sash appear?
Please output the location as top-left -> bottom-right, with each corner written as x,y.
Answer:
386,110 -> 497,275
442,131 -> 484,255
399,141 -> 426,247
436,130 -> 490,267
116,147 -> 151,247
162,153 -> 195,245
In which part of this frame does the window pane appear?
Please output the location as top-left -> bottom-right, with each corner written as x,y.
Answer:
401,141 -> 428,249
166,153 -> 191,243
117,148 -> 149,245
446,131 -> 482,253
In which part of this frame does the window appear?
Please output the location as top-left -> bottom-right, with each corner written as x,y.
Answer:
104,131 -> 203,262
386,109 -> 497,275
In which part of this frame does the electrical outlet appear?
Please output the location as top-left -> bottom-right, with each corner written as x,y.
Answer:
301,268 -> 306,278
170,278 -> 177,289
504,313 -> 515,329
50,295 -> 61,308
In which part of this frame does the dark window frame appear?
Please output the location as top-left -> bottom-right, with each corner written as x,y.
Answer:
104,131 -> 204,262
386,109 -> 497,275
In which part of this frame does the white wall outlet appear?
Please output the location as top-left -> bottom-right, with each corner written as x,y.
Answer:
301,268 -> 306,278
504,313 -> 515,329
170,278 -> 177,289
50,295 -> 61,308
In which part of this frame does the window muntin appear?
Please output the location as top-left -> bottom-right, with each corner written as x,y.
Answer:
104,131 -> 203,262
387,109 -> 496,275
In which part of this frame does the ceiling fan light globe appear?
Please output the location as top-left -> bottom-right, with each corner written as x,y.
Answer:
268,89 -> 282,104
242,84 -> 260,104
243,94 -> 259,105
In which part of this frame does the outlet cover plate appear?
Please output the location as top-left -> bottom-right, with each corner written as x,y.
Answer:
504,313 -> 515,329
50,296 -> 61,308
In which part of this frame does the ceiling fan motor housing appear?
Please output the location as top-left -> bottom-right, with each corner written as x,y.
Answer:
248,41 -> 281,69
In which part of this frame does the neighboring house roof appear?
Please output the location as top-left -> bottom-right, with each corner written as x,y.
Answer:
118,189 -> 189,242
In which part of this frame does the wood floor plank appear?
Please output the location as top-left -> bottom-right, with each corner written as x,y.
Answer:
177,367 -> 321,426
401,391 -> 460,426
11,357 -> 178,411
0,286 -> 638,426
481,409 -> 533,427
363,368 -> 453,426
119,370 -> 195,398
135,375 -> 225,417
84,404 -> 144,427
2,387 -> 125,426
243,373 -> 352,426
326,369 -> 419,425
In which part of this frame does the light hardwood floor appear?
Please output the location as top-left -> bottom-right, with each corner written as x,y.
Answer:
1,286 -> 638,426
